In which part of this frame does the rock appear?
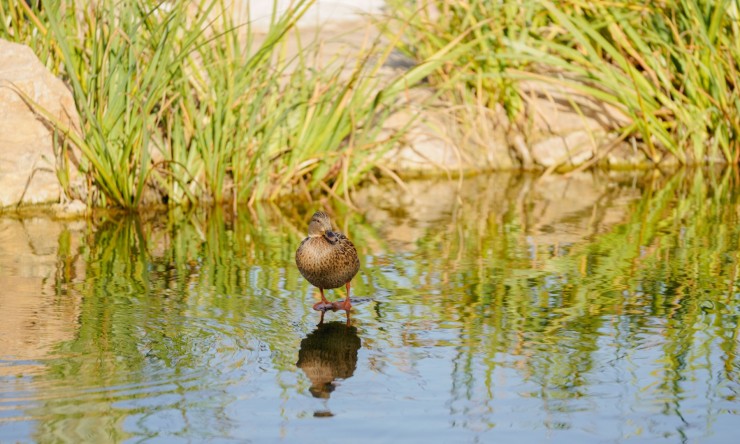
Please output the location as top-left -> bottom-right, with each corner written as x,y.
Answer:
229,0 -> 386,32
51,199 -> 87,218
605,140 -> 651,168
530,130 -> 599,168
519,80 -> 629,169
0,39 -> 81,209
384,107 -> 465,173
520,80 -> 629,134
382,87 -> 516,173
379,75 -> 633,174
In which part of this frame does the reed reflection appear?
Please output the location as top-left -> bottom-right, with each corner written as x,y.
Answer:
1,169 -> 738,442
296,321 -> 361,408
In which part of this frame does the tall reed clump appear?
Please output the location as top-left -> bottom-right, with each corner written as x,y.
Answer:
0,0 -> 424,208
3,0 -> 211,207
163,10 -> 407,206
388,0 -> 740,166
383,0 -> 531,120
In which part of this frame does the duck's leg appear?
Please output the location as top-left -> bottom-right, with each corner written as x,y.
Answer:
341,281 -> 352,311
342,282 -> 353,325
318,310 -> 326,325
312,288 -> 332,311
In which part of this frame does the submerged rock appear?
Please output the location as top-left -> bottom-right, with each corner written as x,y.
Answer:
0,39 -> 81,209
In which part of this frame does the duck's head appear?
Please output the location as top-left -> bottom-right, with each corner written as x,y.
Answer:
307,211 -> 338,244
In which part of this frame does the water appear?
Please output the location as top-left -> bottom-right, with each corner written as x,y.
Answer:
1,170 -> 739,443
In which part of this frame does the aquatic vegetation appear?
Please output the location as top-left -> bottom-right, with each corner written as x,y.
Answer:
393,168 -> 740,402
0,0 -> 428,208
6,1 -> 736,209
1,169 -> 738,440
50,169 -> 740,386
388,0 -> 740,166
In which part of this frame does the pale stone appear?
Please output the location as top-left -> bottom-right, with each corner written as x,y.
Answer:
386,120 -> 464,173
382,87 -> 515,172
530,130 -> 600,168
245,0 -> 385,31
381,69 -> 632,173
606,141 -> 651,168
51,199 -> 88,218
0,39 -> 81,208
518,80 -> 630,169
520,80 -> 630,133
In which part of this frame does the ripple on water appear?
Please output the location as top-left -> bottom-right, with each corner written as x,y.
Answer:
0,303 -> 270,440
3,171 -> 740,442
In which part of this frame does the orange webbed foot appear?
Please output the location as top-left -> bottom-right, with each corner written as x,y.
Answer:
313,300 -> 336,312
325,298 -> 351,312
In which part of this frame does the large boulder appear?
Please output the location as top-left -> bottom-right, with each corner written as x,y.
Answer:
0,39 -> 80,209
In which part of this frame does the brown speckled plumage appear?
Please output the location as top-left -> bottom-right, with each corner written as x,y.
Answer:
296,211 -> 360,315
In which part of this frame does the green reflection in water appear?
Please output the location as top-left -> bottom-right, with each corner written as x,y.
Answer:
0,168 -> 738,442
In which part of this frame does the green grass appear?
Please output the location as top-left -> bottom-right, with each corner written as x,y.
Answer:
7,0 -> 736,207
387,0 -> 740,166
1,0 -> 434,208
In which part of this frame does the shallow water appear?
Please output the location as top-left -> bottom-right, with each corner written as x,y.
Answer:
1,170 -> 739,443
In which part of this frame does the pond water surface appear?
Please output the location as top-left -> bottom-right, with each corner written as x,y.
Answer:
1,170 -> 739,443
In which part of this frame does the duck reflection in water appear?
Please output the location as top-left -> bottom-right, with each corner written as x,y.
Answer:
296,211 -> 360,325
296,321 -> 361,414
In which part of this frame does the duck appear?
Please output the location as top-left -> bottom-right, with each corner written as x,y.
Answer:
296,211 -> 360,318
